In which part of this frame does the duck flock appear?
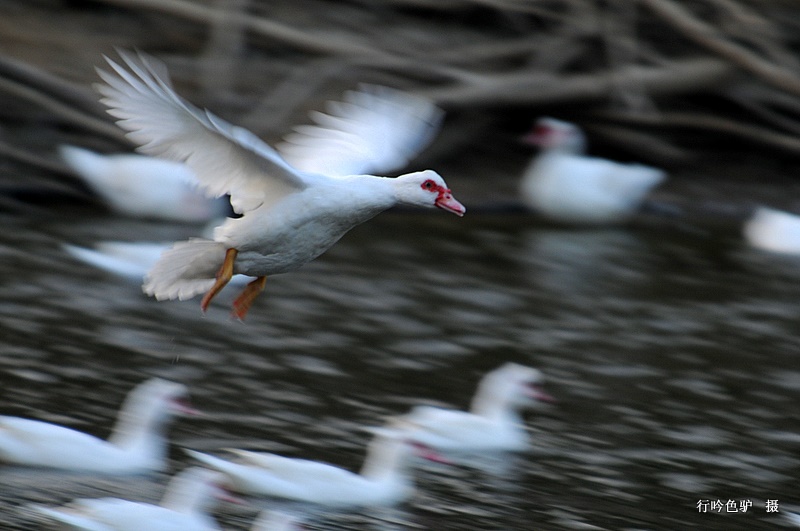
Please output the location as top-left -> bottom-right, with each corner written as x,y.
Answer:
5,363 -> 551,530
4,48 -> 797,529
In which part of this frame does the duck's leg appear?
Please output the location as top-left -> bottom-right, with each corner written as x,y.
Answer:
200,248 -> 238,312
231,276 -> 267,320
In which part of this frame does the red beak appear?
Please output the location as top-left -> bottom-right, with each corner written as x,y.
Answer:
412,442 -> 452,464
435,192 -> 466,217
172,397 -> 202,416
528,384 -> 556,403
521,124 -> 551,147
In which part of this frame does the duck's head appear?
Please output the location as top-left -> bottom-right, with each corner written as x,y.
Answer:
394,170 -> 465,216
122,379 -> 200,427
523,117 -> 586,153
482,363 -> 556,408
161,467 -> 243,513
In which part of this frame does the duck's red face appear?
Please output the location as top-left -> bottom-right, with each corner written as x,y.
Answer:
422,178 -> 466,216
522,118 -> 584,152
525,382 -> 556,403
522,123 -> 553,147
170,394 -> 201,416
410,440 -> 452,464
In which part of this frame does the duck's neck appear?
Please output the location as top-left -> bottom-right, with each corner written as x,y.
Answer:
341,174 -> 399,211
161,479 -> 208,514
107,397 -> 166,458
469,384 -> 520,423
359,436 -> 408,481
549,134 -> 587,155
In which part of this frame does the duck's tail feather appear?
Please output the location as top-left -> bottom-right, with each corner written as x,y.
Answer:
143,238 -> 226,300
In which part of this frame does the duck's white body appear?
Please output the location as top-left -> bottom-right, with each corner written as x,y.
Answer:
743,206 -> 800,255
59,145 -> 226,222
0,379 -> 194,473
186,425 -> 441,507
33,467 -> 226,531
96,51 -> 464,317
520,118 -> 665,224
406,363 -> 553,452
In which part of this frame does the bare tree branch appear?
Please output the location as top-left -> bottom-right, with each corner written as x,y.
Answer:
420,57 -> 734,106
0,76 -> 126,142
592,108 -> 800,154
641,0 -> 800,96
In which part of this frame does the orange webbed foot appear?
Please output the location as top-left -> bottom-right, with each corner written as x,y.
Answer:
200,248 -> 238,313
231,276 -> 267,320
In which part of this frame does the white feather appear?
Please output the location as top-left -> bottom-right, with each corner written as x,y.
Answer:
278,84 -> 443,177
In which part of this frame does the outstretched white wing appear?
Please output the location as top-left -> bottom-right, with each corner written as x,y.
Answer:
96,50 -> 311,214
278,84 -> 443,177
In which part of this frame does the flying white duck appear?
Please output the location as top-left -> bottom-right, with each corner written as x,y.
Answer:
742,206 -> 800,255
32,467 -> 233,531
59,145 -> 227,222
185,422 -> 447,507
0,378 -> 196,473
96,51 -> 464,320
520,117 -> 665,224
404,363 -> 554,452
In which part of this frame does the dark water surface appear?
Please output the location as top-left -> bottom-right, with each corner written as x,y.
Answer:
1,207 -> 799,530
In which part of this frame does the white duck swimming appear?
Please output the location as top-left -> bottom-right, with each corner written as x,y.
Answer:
32,467 -> 232,531
520,117 -> 665,224
59,145 -> 227,222
743,206 -> 800,255
404,363 -> 554,452
0,378 -> 196,473
96,51 -> 464,320
185,423 -> 446,507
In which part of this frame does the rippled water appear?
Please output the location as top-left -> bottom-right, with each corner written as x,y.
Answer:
1,206 -> 799,530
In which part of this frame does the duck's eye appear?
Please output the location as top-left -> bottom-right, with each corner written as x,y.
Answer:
421,179 -> 436,191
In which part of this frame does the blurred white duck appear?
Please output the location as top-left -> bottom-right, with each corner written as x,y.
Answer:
185,422 -> 447,507
62,240 -> 250,288
33,467 -> 232,531
63,241 -> 173,281
785,511 -> 800,527
0,378 -> 196,473
743,206 -> 800,255
59,145 -> 227,222
405,363 -> 554,452
97,51 -> 464,320
520,117 -> 665,224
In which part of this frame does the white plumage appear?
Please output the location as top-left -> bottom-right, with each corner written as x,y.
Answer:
63,241 -> 173,281
520,117 -> 665,224
95,51 -> 464,319
59,145 -> 226,222
743,206 -> 800,255
0,379 -> 195,473
32,467 -> 229,531
278,84 -> 444,177
405,363 -> 554,451
185,423 -> 445,507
